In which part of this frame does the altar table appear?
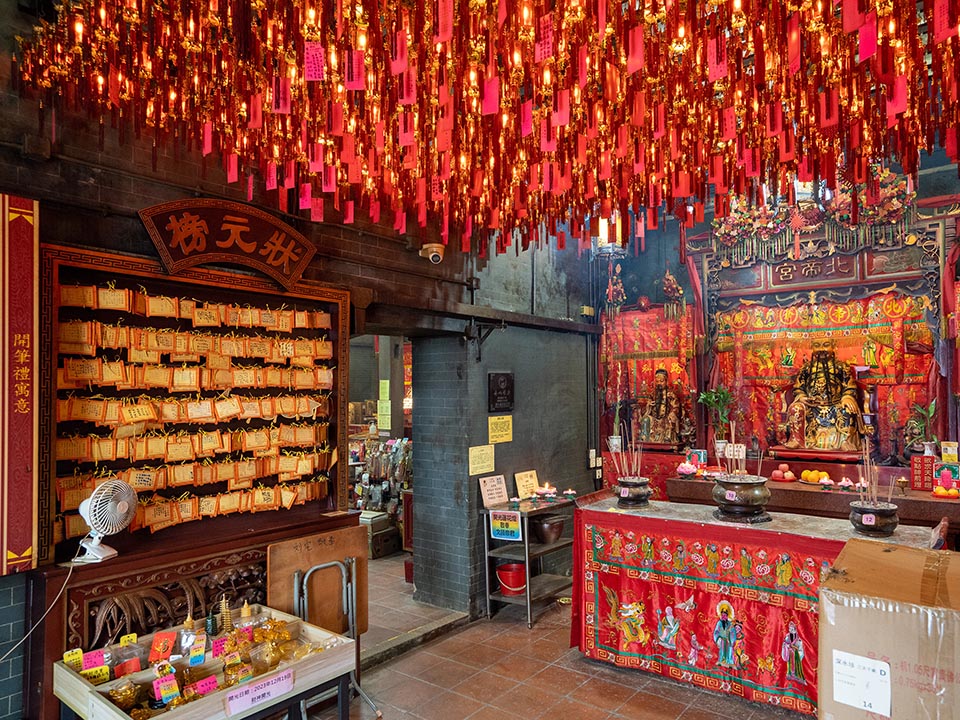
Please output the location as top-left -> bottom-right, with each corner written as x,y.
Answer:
666,475 -> 960,549
571,494 -> 930,715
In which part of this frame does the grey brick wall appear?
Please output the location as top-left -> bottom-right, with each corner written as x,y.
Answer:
0,573 -> 26,720
411,327 -> 593,616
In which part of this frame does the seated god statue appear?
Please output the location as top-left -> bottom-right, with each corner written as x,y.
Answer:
782,338 -> 865,452
634,369 -> 682,446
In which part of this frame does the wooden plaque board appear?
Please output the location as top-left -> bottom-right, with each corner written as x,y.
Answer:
266,525 -> 368,635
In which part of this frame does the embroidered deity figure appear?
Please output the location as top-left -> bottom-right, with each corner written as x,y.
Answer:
781,621 -> 806,683
713,602 -> 737,669
656,606 -> 681,650
775,553 -> 794,588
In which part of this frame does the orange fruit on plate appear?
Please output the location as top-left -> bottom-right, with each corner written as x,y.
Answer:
949,488 -> 959,498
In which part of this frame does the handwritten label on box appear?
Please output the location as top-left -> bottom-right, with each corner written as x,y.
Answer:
81,649 -> 105,670
79,666 -> 110,685
225,668 -> 295,715
187,675 -> 220,696
63,648 -> 83,671
211,635 -> 229,658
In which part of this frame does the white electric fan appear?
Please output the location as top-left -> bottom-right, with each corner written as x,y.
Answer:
76,479 -> 138,563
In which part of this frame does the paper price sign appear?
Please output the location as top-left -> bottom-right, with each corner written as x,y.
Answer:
153,673 -> 181,703
63,648 -> 83,671
212,635 -> 229,657
79,666 -> 110,685
189,633 -> 207,665
81,649 -> 105,670
489,510 -> 522,542
225,668 -> 294,715
188,675 -> 219,696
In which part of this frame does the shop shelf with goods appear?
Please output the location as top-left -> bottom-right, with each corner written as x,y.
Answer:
480,496 -> 574,628
53,605 -> 354,720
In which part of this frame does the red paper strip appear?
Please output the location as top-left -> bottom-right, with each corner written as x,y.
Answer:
788,14 -> 801,75
482,76 -> 500,115
304,43 -> 325,81
859,13 -> 878,62
248,94 -> 262,129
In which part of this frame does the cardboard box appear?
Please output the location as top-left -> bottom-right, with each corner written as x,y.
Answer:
818,539 -> 960,720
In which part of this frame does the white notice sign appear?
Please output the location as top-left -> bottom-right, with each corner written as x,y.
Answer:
225,668 -> 295,715
479,474 -> 508,508
831,649 -> 891,717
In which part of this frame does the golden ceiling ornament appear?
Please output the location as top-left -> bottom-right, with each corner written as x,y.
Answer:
13,0 -> 955,253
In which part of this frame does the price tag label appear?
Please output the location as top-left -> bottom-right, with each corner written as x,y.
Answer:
189,633 -> 207,665
119,633 -> 138,647
235,663 -> 254,684
81,649 -> 105,670
62,648 -> 83,671
153,674 -> 181,703
222,651 -> 242,667
187,675 -> 219,696
79,666 -> 110,685
211,636 -> 229,657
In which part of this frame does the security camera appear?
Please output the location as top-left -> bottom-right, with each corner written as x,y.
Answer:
419,243 -> 444,264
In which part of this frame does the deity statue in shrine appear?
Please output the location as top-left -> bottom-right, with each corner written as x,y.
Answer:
634,369 -> 683,446
781,338 -> 865,452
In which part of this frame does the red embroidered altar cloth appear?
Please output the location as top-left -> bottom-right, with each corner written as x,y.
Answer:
571,497 -> 846,715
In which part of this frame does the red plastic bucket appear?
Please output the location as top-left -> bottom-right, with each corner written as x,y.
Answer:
495,563 -> 526,596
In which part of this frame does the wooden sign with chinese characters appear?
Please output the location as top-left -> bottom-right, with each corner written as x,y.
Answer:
1,194 -> 38,575
139,199 -> 316,290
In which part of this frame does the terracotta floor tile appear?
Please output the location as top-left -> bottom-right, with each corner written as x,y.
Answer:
569,677 -> 641,711
644,676 -> 711,705
359,666 -> 411,696
616,688 -> 689,720
678,708 -> 742,720
523,665 -> 590,696
411,689 -> 485,720
486,683 -> 560,718
453,642 -> 508,669
485,652 -> 550,681
380,677 -> 444,714
451,669 -> 520,702
516,637 -> 575,664
464,705 -> 513,720
415,658 -> 480,689
542,696 -> 616,720
389,650 -> 447,677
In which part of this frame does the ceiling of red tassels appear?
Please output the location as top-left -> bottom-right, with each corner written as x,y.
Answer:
14,0 -> 960,255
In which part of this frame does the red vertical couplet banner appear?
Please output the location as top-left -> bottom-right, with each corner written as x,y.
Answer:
1,194 -> 39,575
